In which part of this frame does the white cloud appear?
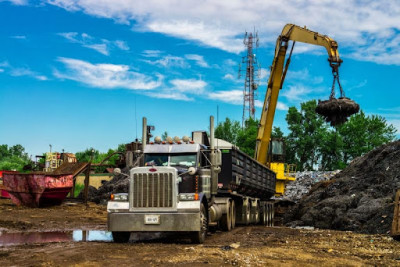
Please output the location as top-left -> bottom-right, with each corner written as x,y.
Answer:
260,68 -> 270,80
209,89 -> 243,105
223,73 -> 235,80
54,57 -> 162,90
224,59 -> 237,66
146,91 -> 193,101
10,35 -> 27,39
3,0 -> 27,5
286,69 -> 324,84
83,43 -> 109,55
58,32 -> 129,55
143,55 -> 188,68
0,61 -> 48,81
9,68 -> 48,81
47,0 -> 400,64
142,50 -> 163,58
145,78 -> 207,101
209,89 -> 288,110
114,40 -> 129,51
170,78 -> 207,93
184,54 -> 209,68
281,85 -> 312,102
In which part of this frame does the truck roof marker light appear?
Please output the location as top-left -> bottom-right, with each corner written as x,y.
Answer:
150,142 -> 154,145
169,141 -> 173,144
162,141 -> 166,144
182,136 -> 190,143
190,141 -> 195,144
154,136 -> 162,143
110,194 -> 115,201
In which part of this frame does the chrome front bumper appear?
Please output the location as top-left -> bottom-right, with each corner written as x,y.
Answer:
108,212 -> 200,232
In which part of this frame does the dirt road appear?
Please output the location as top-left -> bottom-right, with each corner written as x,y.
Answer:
1,199 -> 399,266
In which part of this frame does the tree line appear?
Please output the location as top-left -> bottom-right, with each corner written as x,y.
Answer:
215,100 -> 397,171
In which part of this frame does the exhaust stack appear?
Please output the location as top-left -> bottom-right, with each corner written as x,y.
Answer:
210,116 -> 220,195
142,117 -> 147,151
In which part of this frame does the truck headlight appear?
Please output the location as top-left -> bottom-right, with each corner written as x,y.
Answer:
111,193 -> 128,202
179,193 -> 196,201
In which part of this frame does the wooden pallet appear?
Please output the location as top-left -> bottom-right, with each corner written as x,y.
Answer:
391,189 -> 400,238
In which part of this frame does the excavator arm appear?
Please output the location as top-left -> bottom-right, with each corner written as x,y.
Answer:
255,24 -> 342,166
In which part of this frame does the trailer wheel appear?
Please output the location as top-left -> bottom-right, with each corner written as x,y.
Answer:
244,201 -> 251,225
221,200 -> 232,231
260,205 -> 267,225
191,203 -> 208,244
231,200 -> 236,229
112,232 -> 131,243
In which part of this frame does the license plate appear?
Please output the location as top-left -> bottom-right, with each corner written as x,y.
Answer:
144,215 -> 160,225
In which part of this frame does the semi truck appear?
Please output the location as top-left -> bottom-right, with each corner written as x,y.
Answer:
107,23 -> 353,243
107,116 -> 276,243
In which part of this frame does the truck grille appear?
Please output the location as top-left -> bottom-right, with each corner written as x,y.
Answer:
131,172 -> 174,208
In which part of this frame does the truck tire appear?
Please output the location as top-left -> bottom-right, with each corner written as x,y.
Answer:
220,200 -> 232,231
260,205 -> 267,225
231,200 -> 236,229
112,232 -> 131,243
191,203 -> 208,244
244,201 -> 251,225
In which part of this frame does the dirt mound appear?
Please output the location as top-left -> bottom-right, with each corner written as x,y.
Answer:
284,140 -> 400,234
87,167 -> 130,204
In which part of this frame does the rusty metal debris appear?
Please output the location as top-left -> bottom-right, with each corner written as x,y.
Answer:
316,97 -> 360,126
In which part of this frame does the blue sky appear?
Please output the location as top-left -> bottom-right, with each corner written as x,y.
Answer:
1,0 -> 399,157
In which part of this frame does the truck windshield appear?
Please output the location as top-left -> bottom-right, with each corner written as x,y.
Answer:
144,154 -> 197,167
144,154 -> 168,166
170,154 -> 196,167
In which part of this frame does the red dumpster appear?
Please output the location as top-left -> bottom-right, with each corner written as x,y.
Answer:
0,170 -> 16,198
3,173 -> 73,207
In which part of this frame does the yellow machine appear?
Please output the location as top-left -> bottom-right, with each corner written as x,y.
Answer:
255,24 -> 342,196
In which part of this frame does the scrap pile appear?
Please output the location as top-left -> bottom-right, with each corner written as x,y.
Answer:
282,170 -> 340,203
284,140 -> 400,234
87,167 -> 130,204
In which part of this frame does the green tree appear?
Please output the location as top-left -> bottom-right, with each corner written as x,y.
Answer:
285,100 -> 326,171
337,111 -> 396,162
161,131 -> 169,141
236,118 -> 259,157
0,144 -> 30,171
215,118 -> 241,145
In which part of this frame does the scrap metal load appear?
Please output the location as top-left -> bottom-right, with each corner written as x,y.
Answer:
316,61 -> 360,126
316,97 -> 360,126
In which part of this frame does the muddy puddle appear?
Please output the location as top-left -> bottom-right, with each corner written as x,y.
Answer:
0,230 -> 113,246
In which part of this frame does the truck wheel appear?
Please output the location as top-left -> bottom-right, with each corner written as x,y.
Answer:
260,205 -> 267,225
191,203 -> 208,244
220,201 -> 232,231
266,204 -> 271,226
244,201 -> 251,225
231,200 -> 236,229
270,204 -> 275,227
112,232 -> 131,243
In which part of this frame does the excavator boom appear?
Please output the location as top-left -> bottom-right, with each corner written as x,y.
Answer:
255,24 -> 342,166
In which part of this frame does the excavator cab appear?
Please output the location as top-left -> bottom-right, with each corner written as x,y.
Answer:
267,138 -> 295,197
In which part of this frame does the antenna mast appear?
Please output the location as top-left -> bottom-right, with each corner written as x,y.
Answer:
238,30 -> 260,127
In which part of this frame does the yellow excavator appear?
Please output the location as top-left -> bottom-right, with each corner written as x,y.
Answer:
255,24 -> 347,196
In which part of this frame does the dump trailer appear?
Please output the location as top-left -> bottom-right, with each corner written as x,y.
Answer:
107,116 -> 276,243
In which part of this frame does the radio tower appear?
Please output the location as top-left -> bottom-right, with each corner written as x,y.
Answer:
238,30 -> 260,127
